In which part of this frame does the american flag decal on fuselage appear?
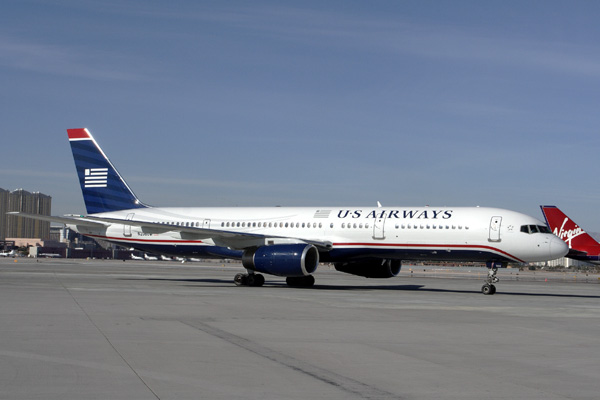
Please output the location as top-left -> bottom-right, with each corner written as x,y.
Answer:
85,168 -> 108,188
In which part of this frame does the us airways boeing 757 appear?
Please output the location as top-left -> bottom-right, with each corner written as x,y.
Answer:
11,129 -> 568,295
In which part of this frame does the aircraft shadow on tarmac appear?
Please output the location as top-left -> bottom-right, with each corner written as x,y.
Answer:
122,277 -> 600,299
123,277 -> 425,291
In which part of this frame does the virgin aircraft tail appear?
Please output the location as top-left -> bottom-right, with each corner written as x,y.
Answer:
68,128 -> 148,214
541,205 -> 600,263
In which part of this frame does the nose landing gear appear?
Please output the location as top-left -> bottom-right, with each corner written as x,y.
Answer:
482,264 -> 500,295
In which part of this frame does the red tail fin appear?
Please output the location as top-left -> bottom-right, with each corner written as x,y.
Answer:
541,206 -> 600,253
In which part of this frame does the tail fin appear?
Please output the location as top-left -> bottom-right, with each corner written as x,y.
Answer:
67,128 -> 148,214
540,206 -> 600,254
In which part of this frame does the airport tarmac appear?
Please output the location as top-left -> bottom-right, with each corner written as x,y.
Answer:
1,258 -> 599,399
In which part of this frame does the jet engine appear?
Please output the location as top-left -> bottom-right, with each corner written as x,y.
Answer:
242,244 -> 319,277
334,259 -> 401,278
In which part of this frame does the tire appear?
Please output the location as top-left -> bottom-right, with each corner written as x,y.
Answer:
234,273 -> 245,286
481,284 -> 495,295
254,274 -> 265,287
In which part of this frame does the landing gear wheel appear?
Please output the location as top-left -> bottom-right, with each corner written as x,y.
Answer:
481,265 -> 500,295
286,275 -> 315,288
233,273 -> 265,287
481,283 -> 496,295
254,274 -> 265,287
234,273 -> 245,286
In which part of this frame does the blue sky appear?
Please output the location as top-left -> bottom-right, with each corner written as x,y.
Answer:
2,1 -> 600,231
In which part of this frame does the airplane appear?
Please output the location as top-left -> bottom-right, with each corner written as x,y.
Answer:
541,205 -> 600,265
144,253 -> 159,261
130,253 -> 144,261
39,253 -> 61,258
9,128 -> 568,295
0,249 -> 16,257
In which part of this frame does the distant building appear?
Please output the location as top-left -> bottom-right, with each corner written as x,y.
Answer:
0,188 -> 51,240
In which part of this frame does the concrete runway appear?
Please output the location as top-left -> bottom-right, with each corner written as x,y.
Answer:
1,258 -> 599,399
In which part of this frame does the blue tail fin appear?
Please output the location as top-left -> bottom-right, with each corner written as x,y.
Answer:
67,128 -> 148,214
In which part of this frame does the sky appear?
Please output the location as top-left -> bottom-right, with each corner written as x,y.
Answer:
1,1 -> 600,231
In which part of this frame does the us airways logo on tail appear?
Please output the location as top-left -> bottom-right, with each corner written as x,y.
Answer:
84,168 -> 108,188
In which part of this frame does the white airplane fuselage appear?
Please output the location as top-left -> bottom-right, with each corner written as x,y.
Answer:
72,205 -> 564,265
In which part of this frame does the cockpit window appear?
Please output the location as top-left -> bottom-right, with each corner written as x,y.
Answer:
538,225 -> 551,233
520,225 -> 551,234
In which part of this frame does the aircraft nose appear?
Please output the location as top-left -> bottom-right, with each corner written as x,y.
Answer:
549,236 -> 569,260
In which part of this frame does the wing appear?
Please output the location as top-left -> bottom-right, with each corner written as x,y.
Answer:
84,215 -> 333,250
10,212 -> 333,251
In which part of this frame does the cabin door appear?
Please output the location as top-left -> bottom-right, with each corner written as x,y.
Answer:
489,216 -> 502,242
124,213 -> 135,237
373,215 -> 387,240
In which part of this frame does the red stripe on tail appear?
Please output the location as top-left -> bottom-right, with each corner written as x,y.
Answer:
67,128 -> 91,140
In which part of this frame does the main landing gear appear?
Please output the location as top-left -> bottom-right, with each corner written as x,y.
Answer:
481,265 -> 500,295
233,273 -> 316,288
234,273 -> 265,287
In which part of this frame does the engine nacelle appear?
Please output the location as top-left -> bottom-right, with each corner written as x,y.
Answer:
242,244 -> 319,277
334,259 -> 401,278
